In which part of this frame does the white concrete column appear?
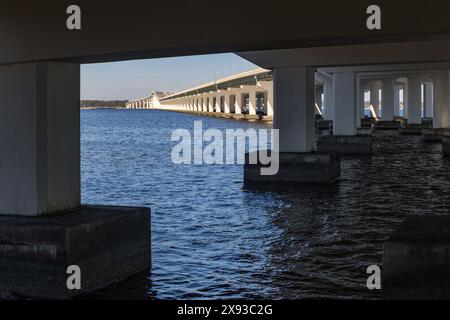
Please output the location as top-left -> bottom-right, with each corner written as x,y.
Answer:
274,66 -> 315,153
424,82 -> 434,118
315,85 -> 323,110
234,92 -> 242,115
266,85 -> 274,117
433,70 -> 450,129
333,72 -> 357,136
381,79 -> 395,121
0,62 -> 80,216
394,84 -> 402,117
402,82 -> 408,118
407,75 -> 422,124
357,80 -> 365,127
248,89 -> 257,115
206,95 -> 212,112
370,81 -> 380,118
257,81 -> 274,117
323,78 -> 334,121
214,94 -> 220,112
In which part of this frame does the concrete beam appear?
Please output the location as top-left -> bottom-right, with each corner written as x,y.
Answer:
274,66 -> 315,153
333,72 -> 357,136
5,2 -> 450,65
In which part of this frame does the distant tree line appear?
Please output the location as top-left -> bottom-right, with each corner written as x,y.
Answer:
80,100 -> 128,108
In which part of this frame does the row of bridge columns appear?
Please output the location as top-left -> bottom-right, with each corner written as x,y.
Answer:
271,67 -> 450,154
315,74 -> 449,130
127,99 -> 152,109
158,82 -> 274,117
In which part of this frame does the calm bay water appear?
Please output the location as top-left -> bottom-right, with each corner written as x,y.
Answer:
80,109 -> 450,300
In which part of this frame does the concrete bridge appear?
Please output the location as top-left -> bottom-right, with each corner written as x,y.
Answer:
2,0 -> 450,299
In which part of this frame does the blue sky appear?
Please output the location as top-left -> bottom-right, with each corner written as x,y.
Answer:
81,53 -> 257,100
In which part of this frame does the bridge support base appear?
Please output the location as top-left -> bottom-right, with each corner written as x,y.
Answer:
0,205 -> 150,299
374,120 -> 402,130
316,135 -> 372,154
383,215 -> 450,300
421,128 -> 450,143
399,124 -> 426,135
244,152 -> 340,187
442,136 -> 450,156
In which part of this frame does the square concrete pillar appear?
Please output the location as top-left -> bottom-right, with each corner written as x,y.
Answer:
214,95 -> 221,112
433,70 -> 450,129
357,80 -> 365,128
248,89 -> 257,115
234,92 -> 242,115
424,82 -> 434,118
0,62 -> 80,216
381,79 -> 395,121
394,84 -> 402,117
407,75 -> 422,124
333,72 -> 357,136
370,81 -> 381,118
273,66 -> 315,153
266,85 -> 274,117
224,93 -> 231,113
323,78 -> 334,121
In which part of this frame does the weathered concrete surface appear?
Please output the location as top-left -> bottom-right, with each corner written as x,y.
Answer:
0,205 -> 151,299
422,128 -> 450,143
383,215 -> 450,300
244,152 -> 340,186
316,135 -> 372,154
399,124 -> 426,135
0,62 -> 80,216
442,136 -> 450,156
357,128 -> 373,136
374,120 -> 402,130
316,120 -> 333,130
422,117 -> 433,126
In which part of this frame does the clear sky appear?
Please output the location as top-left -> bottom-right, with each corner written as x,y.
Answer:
80,53 -> 257,100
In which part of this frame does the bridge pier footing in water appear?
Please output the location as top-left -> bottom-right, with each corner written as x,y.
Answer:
0,206 -> 150,299
383,215 -> 450,300
0,62 -> 151,299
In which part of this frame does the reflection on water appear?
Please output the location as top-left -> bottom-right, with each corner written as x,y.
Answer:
80,109 -> 450,300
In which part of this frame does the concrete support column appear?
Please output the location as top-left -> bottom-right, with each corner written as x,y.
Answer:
407,75 -> 422,124
357,80 -> 365,127
214,95 -> 221,112
323,78 -> 334,121
333,72 -> 357,136
370,81 -> 380,118
257,81 -> 274,117
266,85 -> 274,117
433,70 -> 450,129
424,82 -> 434,118
394,85 -> 402,117
202,96 -> 207,112
207,95 -> 213,112
224,93 -> 231,113
381,79 -> 395,121
274,66 -> 315,153
0,62 -> 80,216
315,85 -> 323,111
248,89 -> 257,115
